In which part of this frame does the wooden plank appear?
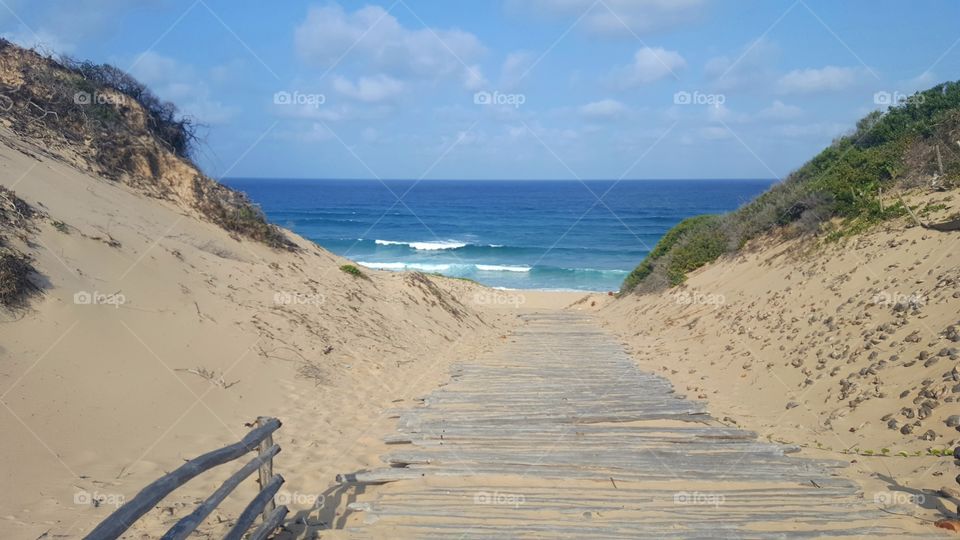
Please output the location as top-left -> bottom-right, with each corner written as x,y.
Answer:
247,504 -> 289,540
256,416 -> 277,521
223,474 -> 285,540
84,418 -> 281,540
160,444 -> 280,540
338,314 -> 922,537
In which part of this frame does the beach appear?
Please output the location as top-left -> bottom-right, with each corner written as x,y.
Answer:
0,128 -> 956,537
0,16 -> 959,538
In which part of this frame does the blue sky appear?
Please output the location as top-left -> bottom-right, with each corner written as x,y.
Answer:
2,1 -> 958,180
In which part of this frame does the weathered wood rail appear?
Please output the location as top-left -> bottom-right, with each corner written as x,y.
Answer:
337,313 -> 937,538
85,417 -> 285,540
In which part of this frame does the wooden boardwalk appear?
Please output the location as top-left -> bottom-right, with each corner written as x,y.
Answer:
338,313 -> 928,538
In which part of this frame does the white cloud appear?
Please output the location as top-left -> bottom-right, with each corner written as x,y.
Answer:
129,51 -> 237,125
896,71 -> 937,94
333,74 -> 405,103
777,66 -> 863,94
705,38 -> 779,91
500,51 -> 537,89
2,0 -> 155,53
2,27 -> 73,53
294,3 -> 485,83
707,103 -> 741,123
758,100 -> 802,120
508,0 -> 707,36
462,64 -> 488,91
699,126 -> 732,140
579,99 -> 628,120
274,123 -> 336,143
611,47 -> 685,88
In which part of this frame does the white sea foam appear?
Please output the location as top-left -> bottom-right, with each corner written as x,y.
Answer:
476,264 -> 531,272
357,261 -> 452,272
374,239 -> 468,251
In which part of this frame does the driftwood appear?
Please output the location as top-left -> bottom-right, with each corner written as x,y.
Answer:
925,218 -> 960,231
247,504 -> 289,540
85,417 -> 281,540
160,445 -> 280,540
223,475 -> 285,540
899,194 -> 960,231
256,417 -> 277,520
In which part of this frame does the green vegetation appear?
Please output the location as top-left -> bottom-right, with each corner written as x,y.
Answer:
340,264 -> 365,278
59,57 -> 198,158
621,215 -> 726,291
0,39 -> 296,252
622,80 -> 960,294
429,272 -> 478,284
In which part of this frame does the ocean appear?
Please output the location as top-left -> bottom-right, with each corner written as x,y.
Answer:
225,179 -> 774,292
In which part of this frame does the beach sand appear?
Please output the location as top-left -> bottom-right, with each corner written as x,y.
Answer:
597,193 -> 960,525
0,128 -> 521,538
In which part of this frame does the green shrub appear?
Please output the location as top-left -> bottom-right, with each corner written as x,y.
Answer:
621,215 -> 724,292
621,80 -> 960,294
339,264 -> 364,278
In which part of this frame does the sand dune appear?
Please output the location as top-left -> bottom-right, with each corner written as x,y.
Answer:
0,127 -> 518,538
599,192 -> 960,525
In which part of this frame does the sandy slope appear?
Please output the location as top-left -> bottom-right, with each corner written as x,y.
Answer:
0,128 -> 520,539
598,192 -> 960,526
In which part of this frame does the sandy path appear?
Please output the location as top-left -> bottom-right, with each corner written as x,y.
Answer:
330,311 -> 937,538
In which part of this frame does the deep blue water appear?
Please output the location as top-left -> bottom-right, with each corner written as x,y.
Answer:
225,179 -> 774,291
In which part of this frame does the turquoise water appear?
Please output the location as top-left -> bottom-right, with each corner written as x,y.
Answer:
226,179 -> 774,291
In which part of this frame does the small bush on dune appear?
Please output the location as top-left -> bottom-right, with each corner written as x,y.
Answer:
0,251 -> 37,308
340,264 -> 365,278
621,215 -> 722,292
191,177 -> 296,251
58,56 -> 198,159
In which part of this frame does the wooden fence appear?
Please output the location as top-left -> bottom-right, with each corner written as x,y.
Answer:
84,417 -> 286,540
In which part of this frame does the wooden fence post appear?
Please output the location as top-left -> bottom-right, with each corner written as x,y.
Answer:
256,416 -> 277,521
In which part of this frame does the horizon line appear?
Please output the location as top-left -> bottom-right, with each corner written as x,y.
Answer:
223,176 -> 778,182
